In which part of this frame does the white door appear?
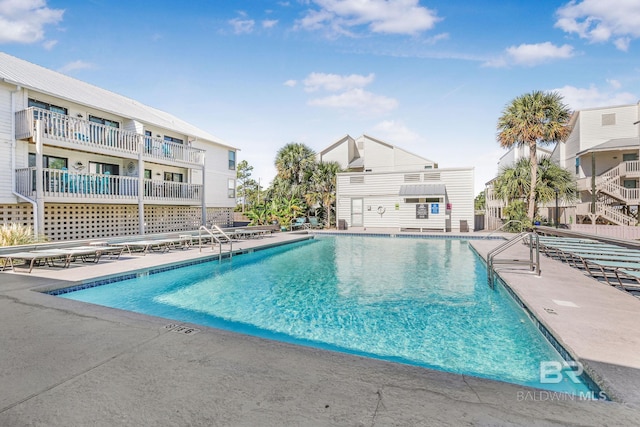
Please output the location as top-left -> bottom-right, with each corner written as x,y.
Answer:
351,198 -> 363,227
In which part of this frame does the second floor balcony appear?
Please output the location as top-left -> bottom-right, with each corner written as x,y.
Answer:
15,167 -> 202,206
15,107 -> 205,167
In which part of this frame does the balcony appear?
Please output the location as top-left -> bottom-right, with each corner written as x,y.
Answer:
15,168 -> 202,205
15,107 -> 205,166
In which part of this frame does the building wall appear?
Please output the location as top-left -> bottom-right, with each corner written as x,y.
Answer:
0,83 -> 19,204
320,139 -> 351,167
0,203 -> 232,241
336,168 -> 474,231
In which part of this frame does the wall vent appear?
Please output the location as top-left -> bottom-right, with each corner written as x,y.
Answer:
404,174 -> 421,182
350,176 -> 364,184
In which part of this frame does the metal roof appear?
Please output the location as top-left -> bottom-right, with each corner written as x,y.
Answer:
399,184 -> 446,196
576,137 -> 640,156
0,52 -> 234,148
347,157 -> 364,168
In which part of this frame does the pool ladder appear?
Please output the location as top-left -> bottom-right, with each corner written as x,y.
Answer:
487,231 -> 540,288
198,225 -> 233,261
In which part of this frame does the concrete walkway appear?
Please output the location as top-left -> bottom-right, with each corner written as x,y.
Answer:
1,231 -> 639,426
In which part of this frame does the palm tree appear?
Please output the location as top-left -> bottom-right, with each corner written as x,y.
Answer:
274,142 -> 316,187
493,157 -> 577,223
306,161 -> 342,227
496,91 -> 572,220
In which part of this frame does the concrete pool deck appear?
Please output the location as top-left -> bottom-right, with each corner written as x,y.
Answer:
0,230 -> 639,426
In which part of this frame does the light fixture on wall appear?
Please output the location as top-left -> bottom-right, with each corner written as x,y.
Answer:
155,172 -> 161,176
73,161 -> 85,171
77,113 -> 83,118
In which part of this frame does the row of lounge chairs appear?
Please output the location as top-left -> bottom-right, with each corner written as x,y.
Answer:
0,245 -> 124,273
0,227 -> 276,274
532,235 -> 640,290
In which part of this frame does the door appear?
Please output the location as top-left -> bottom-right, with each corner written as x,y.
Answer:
351,198 -> 363,227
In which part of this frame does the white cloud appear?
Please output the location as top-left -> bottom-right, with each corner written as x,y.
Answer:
262,19 -> 278,29
42,39 -> 57,50
554,84 -> 637,111
296,0 -> 441,36
555,0 -> 640,51
303,72 -> 375,92
484,42 -> 574,67
308,88 -> 398,115
283,79 -> 297,87
506,42 -> 575,66
229,17 -> 255,34
371,120 -> 421,144
57,60 -> 93,74
0,0 -> 64,44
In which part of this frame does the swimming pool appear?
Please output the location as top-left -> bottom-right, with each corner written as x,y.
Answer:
55,235 -> 596,396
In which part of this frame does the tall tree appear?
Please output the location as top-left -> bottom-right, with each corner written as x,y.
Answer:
496,91 -> 572,220
306,161 -> 342,227
236,160 -> 254,212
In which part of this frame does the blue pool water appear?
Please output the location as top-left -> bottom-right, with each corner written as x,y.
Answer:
57,236 -> 596,396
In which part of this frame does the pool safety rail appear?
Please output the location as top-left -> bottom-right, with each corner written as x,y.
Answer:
487,232 -> 540,287
198,225 -> 233,261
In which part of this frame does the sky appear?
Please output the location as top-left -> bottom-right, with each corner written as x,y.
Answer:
1,0 -> 639,195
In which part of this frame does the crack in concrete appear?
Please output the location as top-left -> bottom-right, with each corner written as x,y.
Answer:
370,387 -> 384,427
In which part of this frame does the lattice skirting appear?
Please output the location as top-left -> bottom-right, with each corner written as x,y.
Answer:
0,203 -> 232,241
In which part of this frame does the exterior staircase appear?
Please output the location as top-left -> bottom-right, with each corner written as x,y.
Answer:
585,161 -> 640,226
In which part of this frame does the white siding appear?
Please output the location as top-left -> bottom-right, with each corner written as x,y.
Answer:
363,139 -> 393,171
336,167 -> 474,231
393,147 -> 436,171
0,83 -> 14,202
321,140 -> 350,169
195,142 -> 236,208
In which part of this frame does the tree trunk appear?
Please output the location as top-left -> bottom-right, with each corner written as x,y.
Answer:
325,195 -> 331,228
528,143 -> 538,220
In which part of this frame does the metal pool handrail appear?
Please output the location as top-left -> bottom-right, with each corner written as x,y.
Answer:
487,231 -> 540,288
198,225 -> 233,261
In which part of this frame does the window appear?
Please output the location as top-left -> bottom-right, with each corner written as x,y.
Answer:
623,153 -> 638,161
89,162 -> 119,175
623,180 -> 638,189
164,172 -> 184,182
28,154 -> 68,169
164,135 -> 183,144
575,157 -> 580,174
228,179 -> 236,198
28,98 -> 67,115
144,169 -> 152,179
404,197 -> 443,204
89,115 -> 120,128
228,150 -> 236,170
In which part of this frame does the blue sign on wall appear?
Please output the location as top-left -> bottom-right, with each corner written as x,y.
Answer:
431,203 -> 440,214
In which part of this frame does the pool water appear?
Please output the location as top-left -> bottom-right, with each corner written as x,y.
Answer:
58,235 -> 595,395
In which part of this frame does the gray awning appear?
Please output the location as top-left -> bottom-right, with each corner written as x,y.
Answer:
399,184 -> 446,197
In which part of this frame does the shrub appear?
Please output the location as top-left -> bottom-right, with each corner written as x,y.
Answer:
0,223 -> 37,247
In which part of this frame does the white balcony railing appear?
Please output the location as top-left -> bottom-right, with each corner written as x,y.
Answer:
15,168 -> 202,204
15,107 -> 205,166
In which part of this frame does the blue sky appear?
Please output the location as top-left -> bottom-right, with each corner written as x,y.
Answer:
1,0 -> 639,194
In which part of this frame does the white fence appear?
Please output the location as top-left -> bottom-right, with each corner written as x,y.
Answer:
569,224 -> 640,240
